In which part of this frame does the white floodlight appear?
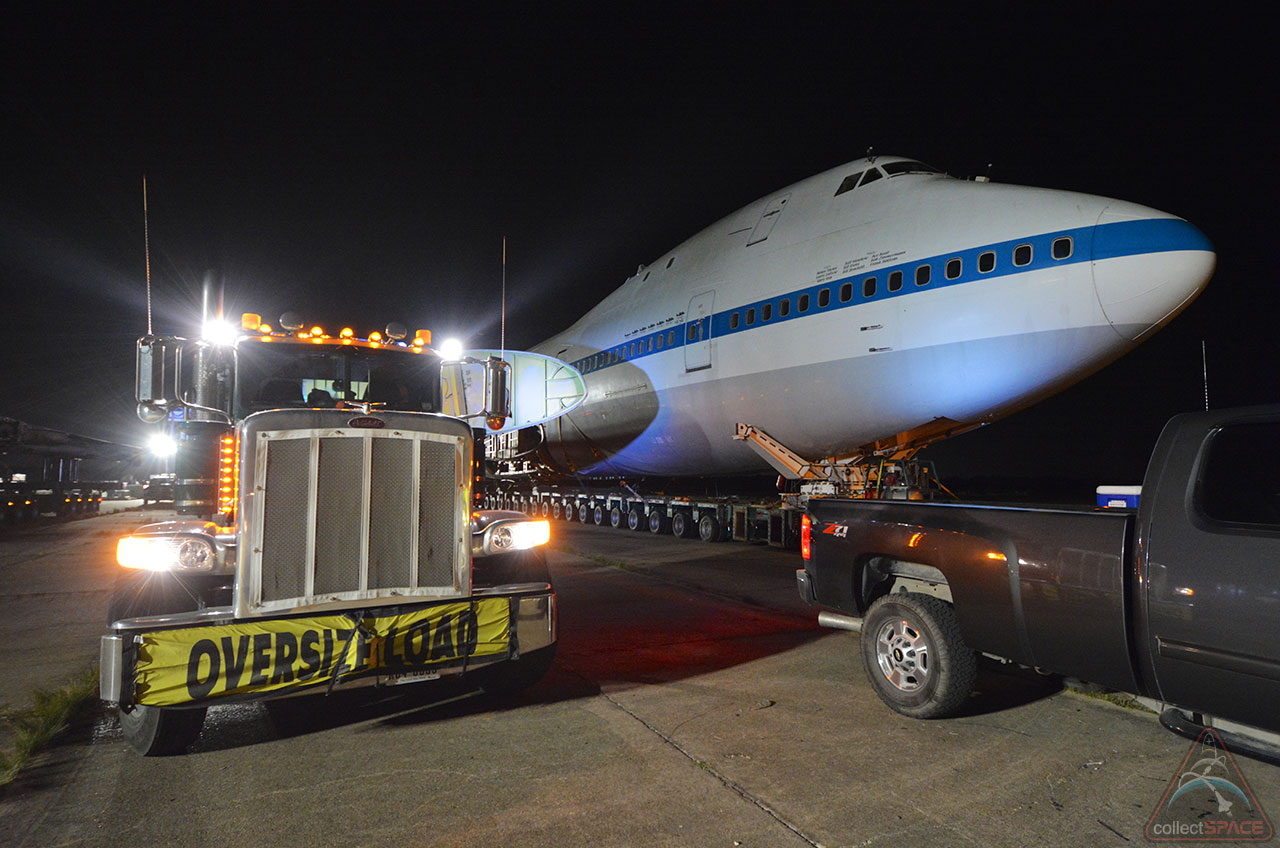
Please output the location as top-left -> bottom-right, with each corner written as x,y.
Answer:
148,434 -> 177,457
439,337 -> 464,362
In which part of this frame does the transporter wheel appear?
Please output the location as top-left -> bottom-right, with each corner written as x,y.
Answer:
609,506 -> 623,528
627,508 -> 645,531
477,644 -> 557,699
698,514 -> 724,543
860,592 -> 977,719
648,509 -> 670,535
119,703 -> 207,756
671,512 -> 695,539
578,504 -> 589,523
592,505 -> 606,526
552,502 -> 562,519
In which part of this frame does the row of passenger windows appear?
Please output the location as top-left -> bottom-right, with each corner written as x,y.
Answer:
583,329 -> 680,371
726,236 -> 1074,330
584,235 -> 1077,368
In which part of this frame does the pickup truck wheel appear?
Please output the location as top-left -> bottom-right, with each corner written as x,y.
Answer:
477,644 -> 557,699
119,703 -> 207,756
860,593 -> 976,719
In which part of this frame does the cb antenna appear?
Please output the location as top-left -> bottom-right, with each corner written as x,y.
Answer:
143,175 -> 153,334
501,236 -> 507,360
1202,340 -> 1210,411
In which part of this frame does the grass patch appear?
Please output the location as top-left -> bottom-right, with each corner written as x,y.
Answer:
0,668 -> 99,786
1065,683 -> 1153,712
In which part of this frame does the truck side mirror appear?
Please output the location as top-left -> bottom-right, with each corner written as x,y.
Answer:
136,336 -> 180,423
484,356 -> 510,432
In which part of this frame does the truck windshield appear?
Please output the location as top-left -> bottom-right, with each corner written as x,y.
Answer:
234,343 -> 442,417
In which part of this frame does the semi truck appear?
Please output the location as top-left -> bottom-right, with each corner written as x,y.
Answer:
100,312 -> 584,755
797,404 -> 1280,761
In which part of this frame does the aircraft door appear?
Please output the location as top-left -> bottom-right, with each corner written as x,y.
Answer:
684,290 -> 714,372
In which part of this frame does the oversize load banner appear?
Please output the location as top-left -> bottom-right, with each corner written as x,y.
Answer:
135,598 -> 510,706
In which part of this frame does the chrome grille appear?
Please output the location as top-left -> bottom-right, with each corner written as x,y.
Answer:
240,415 -> 468,616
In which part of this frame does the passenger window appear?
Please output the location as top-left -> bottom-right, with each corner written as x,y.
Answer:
978,251 -> 996,273
656,334 -> 664,350
647,338 -> 653,352
730,313 -> 740,330
888,270 -> 903,292
839,282 -> 853,303
818,289 -> 830,308
1197,422 -> 1280,527
798,294 -> 810,313
746,308 -> 756,326
1053,237 -> 1073,259
668,330 -> 675,347
945,258 -> 961,280
915,265 -> 931,286
1014,244 -> 1032,266
762,303 -> 772,321
779,299 -> 790,317
629,343 -> 636,357
687,325 -> 696,343
863,276 -> 877,297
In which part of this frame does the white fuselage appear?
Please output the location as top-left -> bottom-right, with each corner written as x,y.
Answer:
533,157 -> 1215,477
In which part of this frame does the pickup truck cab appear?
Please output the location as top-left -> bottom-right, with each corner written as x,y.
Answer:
798,405 -> 1280,758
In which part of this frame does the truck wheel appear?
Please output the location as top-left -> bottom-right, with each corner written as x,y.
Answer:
671,512 -> 695,539
627,508 -> 645,531
120,703 -> 207,756
860,593 -> 976,719
477,644 -> 557,698
609,506 -> 623,528
648,509 -> 670,534
592,505 -> 606,526
698,514 -> 724,543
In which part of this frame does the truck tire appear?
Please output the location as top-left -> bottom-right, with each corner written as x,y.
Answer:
120,703 -> 207,756
648,509 -> 670,534
671,512 -> 695,539
698,514 -> 724,543
592,505 -> 606,525
627,507 -> 645,531
860,592 -> 976,719
609,506 -> 623,528
477,644 -> 557,699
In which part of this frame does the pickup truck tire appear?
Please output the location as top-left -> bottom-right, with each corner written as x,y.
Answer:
860,593 -> 976,719
120,703 -> 207,756
477,644 -> 557,699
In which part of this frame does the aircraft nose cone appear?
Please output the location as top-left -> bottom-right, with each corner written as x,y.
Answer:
1092,207 -> 1215,341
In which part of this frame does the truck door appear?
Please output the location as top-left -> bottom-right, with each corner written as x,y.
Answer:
1142,414 -> 1280,734
684,291 -> 714,372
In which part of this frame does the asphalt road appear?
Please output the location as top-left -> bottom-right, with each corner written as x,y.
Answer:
2,516 -> 1277,847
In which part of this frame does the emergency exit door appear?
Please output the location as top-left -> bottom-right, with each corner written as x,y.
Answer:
684,290 -> 714,372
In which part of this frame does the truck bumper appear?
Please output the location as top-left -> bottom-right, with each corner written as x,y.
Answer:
101,589 -> 556,708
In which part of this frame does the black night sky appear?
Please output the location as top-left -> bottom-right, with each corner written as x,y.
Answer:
1,5 -> 1273,491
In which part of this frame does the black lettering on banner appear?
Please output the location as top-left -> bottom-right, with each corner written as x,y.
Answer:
298,630 -> 321,680
269,632 -> 298,685
382,625 -> 399,667
248,632 -> 272,686
321,630 -> 336,676
186,639 -> 221,700
331,629 -> 355,677
458,608 -> 478,657
354,629 -> 372,670
221,634 -> 251,690
430,613 -> 455,660
403,619 -> 433,665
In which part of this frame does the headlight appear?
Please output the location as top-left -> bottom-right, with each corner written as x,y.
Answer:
482,520 -> 550,554
117,535 -> 215,571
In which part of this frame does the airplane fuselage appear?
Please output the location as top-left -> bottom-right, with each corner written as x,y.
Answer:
533,157 -> 1214,477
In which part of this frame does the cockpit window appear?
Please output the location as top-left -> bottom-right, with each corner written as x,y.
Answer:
835,171 -> 863,196
881,160 -> 941,177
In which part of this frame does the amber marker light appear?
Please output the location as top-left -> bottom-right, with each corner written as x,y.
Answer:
340,327 -> 354,339
986,551 -> 1007,562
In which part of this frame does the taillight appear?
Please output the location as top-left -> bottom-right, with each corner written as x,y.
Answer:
801,514 -> 812,560
217,431 -> 239,519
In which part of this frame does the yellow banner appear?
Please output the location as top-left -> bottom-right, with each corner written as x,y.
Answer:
135,598 -> 510,706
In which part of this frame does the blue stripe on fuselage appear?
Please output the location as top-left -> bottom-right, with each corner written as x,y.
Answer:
569,217 -> 1210,375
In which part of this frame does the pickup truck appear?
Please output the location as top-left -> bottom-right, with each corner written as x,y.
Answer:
797,405 -> 1280,760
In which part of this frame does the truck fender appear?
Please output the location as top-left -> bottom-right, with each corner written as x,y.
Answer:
862,557 -> 952,605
